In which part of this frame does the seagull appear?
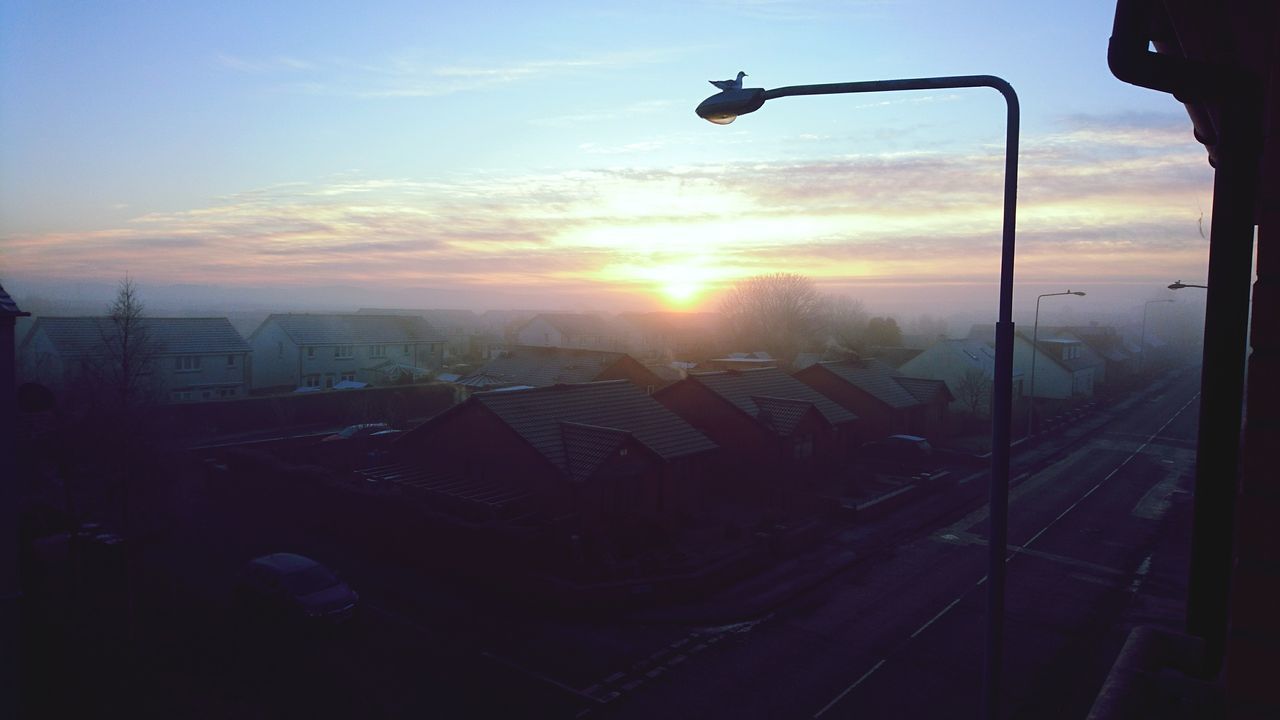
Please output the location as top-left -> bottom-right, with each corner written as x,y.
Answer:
709,71 -> 747,91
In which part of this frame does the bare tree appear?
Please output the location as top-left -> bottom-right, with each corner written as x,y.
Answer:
821,295 -> 870,354
100,275 -> 157,407
719,273 -> 826,360
955,366 -> 993,417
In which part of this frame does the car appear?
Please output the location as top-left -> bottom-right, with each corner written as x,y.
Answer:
237,553 -> 359,623
321,422 -> 392,442
857,434 -> 936,473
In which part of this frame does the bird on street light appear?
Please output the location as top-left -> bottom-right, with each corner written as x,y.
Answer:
710,71 -> 747,91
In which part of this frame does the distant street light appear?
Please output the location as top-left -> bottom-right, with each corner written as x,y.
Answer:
1168,280 -> 1208,290
1139,299 -> 1175,374
697,72 -> 1019,720
1027,290 -> 1086,437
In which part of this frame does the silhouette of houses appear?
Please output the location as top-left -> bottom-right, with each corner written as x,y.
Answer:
20,316 -> 250,403
248,313 -> 446,392
459,345 -> 665,395
514,313 -> 631,352
655,366 -> 857,490
380,380 -> 717,530
793,358 -> 951,442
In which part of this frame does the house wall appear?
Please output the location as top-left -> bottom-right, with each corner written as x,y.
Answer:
899,345 -> 992,415
158,351 -> 250,401
516,318 -> 564,348
248,321 -> 300,390
1015,336 -> 1090,400
596,356 -> 666,392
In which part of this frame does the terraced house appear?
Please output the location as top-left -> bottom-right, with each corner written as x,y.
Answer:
247,313 -> 446,393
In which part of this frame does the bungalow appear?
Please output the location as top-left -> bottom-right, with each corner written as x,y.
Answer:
20,316 -> 251,403
248,313 -> 446,392
460,345 -> 666,396
655,366 -> 858,487
514,313 -> 630,352
793,358 -> 952,442
384,380 -> 717,530
898,338 -> 1026,417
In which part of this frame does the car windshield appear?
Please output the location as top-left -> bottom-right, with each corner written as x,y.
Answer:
282,565 -> 339,595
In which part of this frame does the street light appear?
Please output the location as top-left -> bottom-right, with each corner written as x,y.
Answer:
697,73 -> 1019,720
1168,280 -> 1208,290
1139,298 -> 1175,374
1027,290 -> 1086,437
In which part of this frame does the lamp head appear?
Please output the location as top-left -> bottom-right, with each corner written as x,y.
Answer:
696,88 -> 766,124
1071,291 -> 1086,296
1168,281 -> 1186,290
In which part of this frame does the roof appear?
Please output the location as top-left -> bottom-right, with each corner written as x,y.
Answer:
464,345 -> 644,388
28,316 -> 249,357
561,422 -> 633,483
525,313 -> 615,338
689,367 -> 857,427
867,346 -> 925,369
264,313 -> 444,345
357,308 -> 480,333
1019,332 -> 1096,373
894,376 -> 954,405
751,396 -> 818,436
470,381 -> 717,474
811,359 -> 922,409
0,283 -> 28,317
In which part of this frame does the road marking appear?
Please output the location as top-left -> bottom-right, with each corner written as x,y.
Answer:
813,659 -> 887,718
1129,554 -> 1153,594
910,595 -> 965,639
1017,393 -> 1198,552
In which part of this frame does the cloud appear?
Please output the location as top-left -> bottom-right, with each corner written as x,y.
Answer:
2,112 -> 1213,308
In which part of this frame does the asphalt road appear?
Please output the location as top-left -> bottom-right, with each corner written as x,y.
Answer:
601,370 -> 1202,720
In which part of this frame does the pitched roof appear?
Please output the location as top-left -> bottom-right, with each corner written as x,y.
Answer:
894,376 -> 954,405
265,313 -> 444,345
472,381 -> 716,473
357,308 -> 480,333
751,396 -> 817,436
689,367 -> 857,426
561,422 -> 633,483
0,283 -> 28,317
526,313 -> 615,338
465,345 -> 648,388
813,359 -> 922,409
28,316 -> 249,357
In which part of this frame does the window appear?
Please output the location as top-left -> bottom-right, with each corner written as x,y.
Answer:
202,389 -> 212,400
403,344 -> 410,355
335,345 -> 353,359
175,356 -> 200,372
325,375 -> 334,389
370,345 -> 387,358
305,375 -> 320,388
793,434 -> 814,461
171,390 -> 192,402
307,347 -> 316,359
277,341 -> 283,359
340,372 -> 356,382
217,387 -> 237,398
227,354 -> 236,367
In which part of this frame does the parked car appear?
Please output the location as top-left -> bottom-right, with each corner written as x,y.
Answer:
857,434 -> 936,473
237,553 -> 359,623
321,423 -> 391,442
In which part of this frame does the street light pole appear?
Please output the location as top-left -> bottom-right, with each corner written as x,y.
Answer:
1168,280 -> 1208,290
1139,298 -> 1175,375
1027,290 -> 1086,437
696,74 -> 1018,720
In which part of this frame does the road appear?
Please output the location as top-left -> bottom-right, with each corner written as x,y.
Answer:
601,370 -> 1201,719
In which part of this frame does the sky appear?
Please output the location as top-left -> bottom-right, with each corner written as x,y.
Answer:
0,0 -> 1216,319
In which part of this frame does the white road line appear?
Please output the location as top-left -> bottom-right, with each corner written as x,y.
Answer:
813,659 -> 887,718
1016,393 -> 1199,554
911,596 -> 965,639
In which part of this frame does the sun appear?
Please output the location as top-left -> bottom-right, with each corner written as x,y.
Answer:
662,279 -> 702,306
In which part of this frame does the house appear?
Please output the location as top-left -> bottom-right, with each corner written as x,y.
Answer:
460,345 -> 666,395
617,311 -> 722,360
382,380 -> 717,530
655,366 -> 858,488
1016,332 -> 1097,401
793,359 -> 952,442
1056,325 -> 1136,384
358,308 -> 482,359
247,313 -> 446,392
898,338 -> 1025,417
514,313 -> 630,351
20,316 -> 250,403
702,352 -> 777,371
